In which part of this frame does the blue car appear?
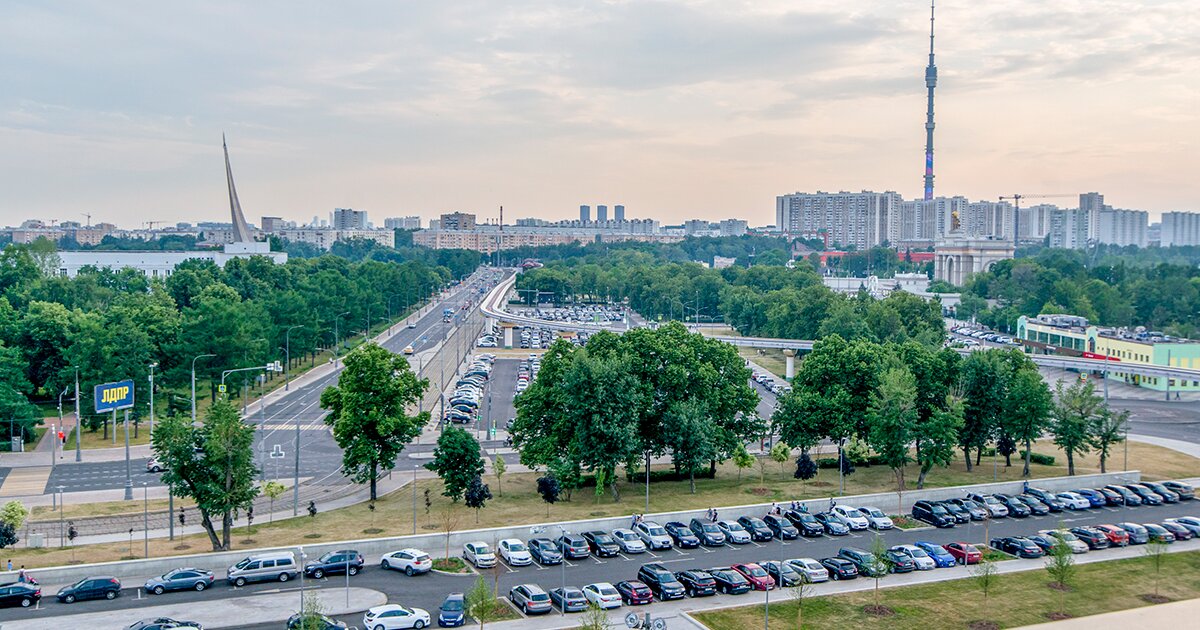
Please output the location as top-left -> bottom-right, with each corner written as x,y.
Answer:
438,592 -> 465,627
1074,488 -> 1108,508
913,541 -> 957,568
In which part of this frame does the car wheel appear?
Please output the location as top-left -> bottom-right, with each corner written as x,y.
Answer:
235,577 -> 247,587
153,585 -> 165,595
279,572 -> 290,582
375,625 -> 386,630
313,569 -> 325,579
349,566 -> 359,576
64,594 -> 76,603
686,588 -> 694,597
195,582 -> 207,591
20,597 -> 31,607
105,590 -> 117,600
831,573 -> 839,581
406,566 -> 415,576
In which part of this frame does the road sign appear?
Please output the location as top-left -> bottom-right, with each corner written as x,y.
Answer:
269,444 -> 286,459
94,379 -> 135,413
218,384 -> 227,393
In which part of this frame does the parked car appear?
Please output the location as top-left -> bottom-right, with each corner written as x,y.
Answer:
688,518 -> 727,546
858,506 -> 895,529
1093,524 -> 1131,546
1067,527 -> 1111,550
437,592 -> 465,627
56,576 -> 121,603
715,520 -> 752,544
1017,494 -> 1051,515
914,541 -> 957,568
611,528 -> 647,554
763,513 -> 800,539
1165,517 -> 1200,537
730,563 -> 776,590
1116,522 -> 1150,544
305,550 -> 364,579
527,538 -> 562,565
128,618 -> 203,630
362,604 -> 431,630
1144,523 -> 1176,543
993,494 -> 1032,517
912,500 -> 954,528
1037,530 -> 1089,554
498,539 -> 533,566
965,493 -> 1010,518
227,552 -> 299,586
1055,491 -> 1093,510
946,499 -> 988,521
463,542 -> 496,569
674,569 -> 717,597
936,501 -> 971,524
663,521 -> 701,548
1025,487 -> 1067,512
819,557 -> 859,580
760,561 -> 803,587
615,580 -> 653,605
1074,488 -> 1109,508
1105,485 -> 1142,506
989,536 -> 1044,559
581,530 -> 621,557
784,557 -> 830,583
706,567 -> 752,594
784,509 -> 825,537
831,505 -> 871,530
633,521 -> 674,550
556,534 -> 591,559
582,582 -> 622,609
636,563 -> 686,600
736,516 -> 775,542
1142,482 -> 1180,503
287,613 -> 346,630
144,568 -> 214,595
146,457 -> 167,473
944,542 -> 982,565
509,584 -> 553,615
814,512 -> 851,535
1095,487 -> 1127,506
890,544 -> 936,570
1159,521 -> 1194,541
1126,484 -> 1164,505
838,547 -> 886,578
1162,480 -> 1195,500
0,582 -> 40,609
548,587 -> 588,613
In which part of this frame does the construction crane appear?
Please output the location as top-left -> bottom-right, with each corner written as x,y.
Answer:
999,194 -> 1075,248
143,220 -> 165,230
80,212 -> 92,228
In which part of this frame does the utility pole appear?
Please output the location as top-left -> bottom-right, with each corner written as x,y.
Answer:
123,409 -> 133,500
148,362 -> 157,436
191,354 -> 216,426
74,367 -> 81,462
284,325 -> 303,391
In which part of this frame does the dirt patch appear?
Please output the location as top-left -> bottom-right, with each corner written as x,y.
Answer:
362,528 -> 385,535
749,487 -> 771,496
862,605 -> 895,617
421,524 -> 438,531
1141,594 -> 1172,604
303,533 -> 323,539
1047,582 -> 1072,592
810,481 -> 834,488
968,621 -> 999,630
173,544 -> 192,551
239,539 -> 257,545
1044,612 -> 1073,621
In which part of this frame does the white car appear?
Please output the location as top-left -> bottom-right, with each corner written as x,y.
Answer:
611,528 -> 647,554
463,541 -> 496,569
716,520 -> 752,544
498,539 -> 533,566
633,521 -> 673,550
363,604 -> 431,630
380,548 -> 432,575
859,506 -> 894,530
785,557 -> 829,583
1038,530 -> 1089,554
831,505 -> 870,531
582,582 -> 622,609
890,544 -> 936,571
1056,492 -> 1092,510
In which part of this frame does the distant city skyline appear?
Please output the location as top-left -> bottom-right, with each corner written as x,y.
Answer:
1,1 -> 1196,227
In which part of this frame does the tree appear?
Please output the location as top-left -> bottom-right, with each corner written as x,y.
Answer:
732,443 -> 755,481
562,352 -> 643,501
152,398 -> 259,551
0,500 -> 29,532
769,442 -> 791,474
958,351 -> 1011,471
295,591 -> 331,630
492,455 -> 506,498
0,522 -> 16,549
578,602 -> 613,630
663,399 -> 718,494
916,394 -> 963,489
1090,406 -> 1128,473
465,575 -> 502,629
261,481 -> 285,523
1044,531 -> 1076,614
426,427 -> 485,502
971,556 -> 1000,624
1003,367 -> 1054,477
787,572 -> 815,629
868,366 -> 918,497
1051,379 -> 1102,475
536,475 -> 560,517
464,475 -> 492,523
867,534 -> 894,615
1144,539 -> 1169,598
321,343 -> 429,501
794,453 -> 818,491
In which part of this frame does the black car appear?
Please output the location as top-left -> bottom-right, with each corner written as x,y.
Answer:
838,547 -> 886,577
1160,521 -> 1194,541
762,514 -> 799,539
1096,487 -> 1126,506
994,494 -> 1032,517
581,530 -> 620,557
528,538 -> 562,565
674,569 -> 717,597
287,613 -> 347,630
0,583 -> 40,609
57,576 -> 121,603
1105,485 -> 1142,506
1017,495 -> 1051,515
784,510 -> 825,537
1025,488 -> 1067,512
1069,526 -> 1111,550
637,563 -> 686,600
912,500 -> 954,528
946,498 -> 988,521
705,567 -> 752,595
663,521 -> 701,548
760,561 -> 803,587
128,618 -> 204,630
814,512 -> 851,535
556,534 -> 591,560
736,516 -> 775,542
819,557 -> 859,580
1126,484 -> 1163,506
936,501 -> 971,524
1142,482 -> 1180,503
883,548 -> 916,573
688,518 -> 727,546
989,536 -> 1044,559
1026,534 -> 1056,554
305,550 -> 363,579
1163,480 -> 1195,500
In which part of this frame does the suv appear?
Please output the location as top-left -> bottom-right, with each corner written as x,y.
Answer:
633,521 -> 674,550
556,534 -> 590,560
966,493 -> 1009,518
674,569 -> 717,597
763,513 -> 799,539
56,576 -> 121,603
911,500 -> 954,528
736,516 -> 775,542
581,530 -> 620,557
463,542 -> 496,568
306,550 -> 364,578
508,584 -> 552,615
784,510 -> 825,537
1024,487 -> 1067,512
688,518 -> 727,546
837,547 -> 886,578
637,563 -> 686,600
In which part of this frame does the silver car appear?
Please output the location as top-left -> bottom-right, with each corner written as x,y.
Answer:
785,557 -> 830,583
633,521 -> 673,550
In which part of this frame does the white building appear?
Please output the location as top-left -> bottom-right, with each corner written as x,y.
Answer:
332,208 -> 369,230
1080,192 -> 1105,240
276,228 -> 393,250
719,219 -> 748,237
1095,208 -> 1148,247
775,191 -> 901,249
384,216 -> 421,230
1019,204 -> 1057,241
57,243 -> 287,279
1049,208 -> 1090,249
1161,211 -> 1200,247
963,201 -> 1014,239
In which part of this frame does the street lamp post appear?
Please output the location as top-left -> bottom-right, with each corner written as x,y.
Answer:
284,326 -> 303,391
191,354 -> 217,426
73,367 -> 81,462
148,362 -> 158,436
143,482 -> 149,557
333,311 -> 350,366
56,386 -> 69,468
123,409 -> 133,500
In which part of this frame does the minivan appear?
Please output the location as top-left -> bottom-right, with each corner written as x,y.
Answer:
227,551 -> 300,586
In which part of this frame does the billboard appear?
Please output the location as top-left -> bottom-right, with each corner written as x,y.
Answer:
94,379 -> 135,413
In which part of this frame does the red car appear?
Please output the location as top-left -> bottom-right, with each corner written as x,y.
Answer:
943,542 -> 982,565
732,563 -> 776,591
615,580 -> 653,605
1095,524 -> 1130,547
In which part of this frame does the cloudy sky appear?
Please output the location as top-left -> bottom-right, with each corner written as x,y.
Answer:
1,1 -> 1196,228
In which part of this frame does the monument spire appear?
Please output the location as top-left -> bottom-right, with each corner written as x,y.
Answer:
223,134 -> 253,243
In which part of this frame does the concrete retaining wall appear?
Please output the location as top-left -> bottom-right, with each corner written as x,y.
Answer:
6,470 -> 1141,588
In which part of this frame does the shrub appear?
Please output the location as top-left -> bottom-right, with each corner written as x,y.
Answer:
1020,450 -> 1056,466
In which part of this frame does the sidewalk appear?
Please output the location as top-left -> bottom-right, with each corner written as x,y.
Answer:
1015,596 -> 1199,629
1128,434 -> 1200,460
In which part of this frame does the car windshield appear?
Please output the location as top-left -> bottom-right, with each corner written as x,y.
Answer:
930,505 -> 948,515
648,526 -> 666,536
619,532 -> 636,541
414,553 -> 430,562
598,586 -> 617,596
442,599 -> 463,611
594,534 -> 614,544
865,508 -> 884,517
531,593 -> 549,602
508,543 -> 526,551
843,509 -> 864,518
983,496 -> 1000,504
908,548 -> 929,557
1058,532 -> 1079,541
474,544 -> 491,554
701,523 -> 719,533
234,559 -> 251,569
963,500 -> 982,510
726,522 -> 746,531
747,566 -> 767,577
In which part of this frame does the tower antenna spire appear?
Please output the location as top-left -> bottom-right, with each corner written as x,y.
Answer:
922,1 -> 937,201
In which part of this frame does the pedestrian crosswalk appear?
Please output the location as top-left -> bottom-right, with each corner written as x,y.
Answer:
255,421 -> 329,431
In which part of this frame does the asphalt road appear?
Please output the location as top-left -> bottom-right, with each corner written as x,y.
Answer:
8,494 -> 1197,628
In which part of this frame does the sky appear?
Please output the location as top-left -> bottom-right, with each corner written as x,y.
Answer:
1,0 -> 1197,229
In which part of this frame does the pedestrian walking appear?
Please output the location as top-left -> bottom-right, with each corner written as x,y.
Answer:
17,567 -> 26,583
308,500 -> 318,518
179,507 -> 187,527
5,559 -> 11,572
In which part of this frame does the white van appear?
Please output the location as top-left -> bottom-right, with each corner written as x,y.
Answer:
227,551 -> 299,586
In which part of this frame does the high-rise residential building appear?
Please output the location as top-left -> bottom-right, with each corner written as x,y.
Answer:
775,191 -> 900,250
261,216 -> 285,233
332,208 -> 368,230
580,205 -> 591,223
614,205 -> 625,222
963,201 -> 1014,239
439,212 -> 476,231
1161,211 -> 1200,247
1049,208 -> 1089,249
597,205 -> 608,222
898,196 -> 967,243
1019,204 -> 1057,241
1080,192 -> 1104,240
719,219 -> 748,237
684,219 -> 713,236
384,216 -> 422,230
1095,208 -> 1148,247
